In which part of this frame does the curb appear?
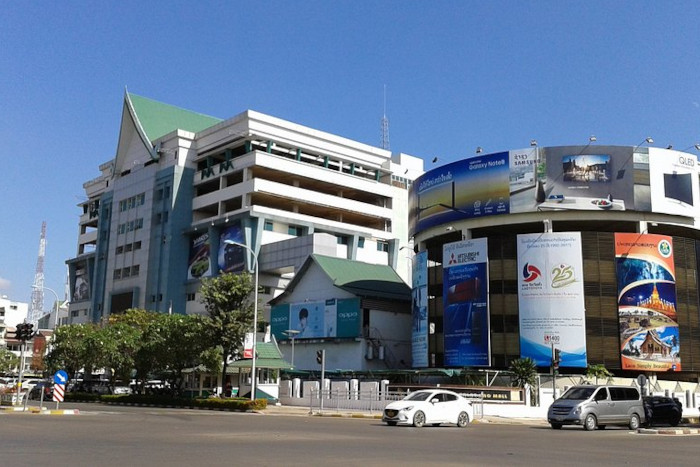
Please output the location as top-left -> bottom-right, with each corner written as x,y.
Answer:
638,427 -> 700,436
0,406 -> 79,415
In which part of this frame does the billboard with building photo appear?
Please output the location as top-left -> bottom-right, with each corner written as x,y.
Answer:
615,233 -> 681,371
517,232 -> 587,367
217,222 -> 245,273
442,238 -> 490,367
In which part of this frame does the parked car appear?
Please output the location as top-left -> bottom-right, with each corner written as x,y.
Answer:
382,389 -> 474,427
548,385 -> 645,431
27,382 -> 53,400
112,386 -> 132,395
643,396 -> 682,427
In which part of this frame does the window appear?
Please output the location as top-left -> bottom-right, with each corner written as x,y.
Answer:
134,241 -> 142,250
336,235 -> 348,245
113,269 -> 122,280
358,237 -> 365,248
71,310 -> 79,317
288,225 -> 303,236
125,243 -> 133,252
377,241 -> 389,252
122,267 -> 130,277
264,220 -> 274,231
187,293 -> 196,301
116,246 -> 124,254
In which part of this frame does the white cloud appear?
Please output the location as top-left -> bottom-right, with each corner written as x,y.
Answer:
0,277 -> 10,290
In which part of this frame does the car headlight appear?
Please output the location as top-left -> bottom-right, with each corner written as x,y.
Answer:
573,406 -> 581,415
401,406 -> 414,412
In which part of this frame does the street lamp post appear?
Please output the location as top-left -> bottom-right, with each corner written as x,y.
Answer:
31,285 -> 60,327
283,329 -> 300,368
223,240 -> 259,401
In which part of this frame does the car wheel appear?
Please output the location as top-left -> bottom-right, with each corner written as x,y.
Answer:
386,421 -> 397,426
550,423 -> 562,430
457,411 -> 470,428
629,413 -> 640,430
413,411 -> 426,427
670,416 -> 681,427
584,414 -> 597,431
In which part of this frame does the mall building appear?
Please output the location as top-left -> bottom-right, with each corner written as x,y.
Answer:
66,91 -> 423,342
409,144 -> 700,380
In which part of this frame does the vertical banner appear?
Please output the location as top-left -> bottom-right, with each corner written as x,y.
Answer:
412,250 -> 429,368
188,232 -> 211,280
615,233 -> 680,371
218,222 -> 245,273
442,238 -> 490,367
517,233 -> 587,367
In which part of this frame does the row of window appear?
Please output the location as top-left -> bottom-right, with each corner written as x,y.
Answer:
263,220 -> 389,251
115,241 -> 142,255
117,218 -> 144,234
118,193 -> 145,212
113,265 -> 140,280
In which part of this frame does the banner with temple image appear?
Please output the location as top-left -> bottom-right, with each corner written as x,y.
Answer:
615,233 -> 681,371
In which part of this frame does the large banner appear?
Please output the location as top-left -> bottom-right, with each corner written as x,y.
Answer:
648,148 -> 699,218
217,222 -> 245,273
615,233 -> 681,371
188,232 -> 211,280
270,298 -> 361,340
442,238 -> 490,367
412,250 -> 429,368
517,233 -> 587,367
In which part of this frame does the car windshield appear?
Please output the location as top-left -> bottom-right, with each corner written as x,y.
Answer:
560,387 -> 596,400
403,391 -> 434,402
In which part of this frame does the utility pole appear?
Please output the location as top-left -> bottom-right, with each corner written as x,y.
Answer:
316,349 -> 325,413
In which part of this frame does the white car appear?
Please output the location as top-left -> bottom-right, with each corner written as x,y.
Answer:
382,389 -> 474,427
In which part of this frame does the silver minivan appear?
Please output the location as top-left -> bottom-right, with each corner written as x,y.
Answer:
547,385 -> 645,430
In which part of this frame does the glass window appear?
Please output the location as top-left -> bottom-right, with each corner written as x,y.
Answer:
358,237 -> 365,248
264,220 -> 273,231
377,241 -> 389,252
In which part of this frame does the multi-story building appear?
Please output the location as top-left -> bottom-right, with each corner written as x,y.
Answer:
410,144 -> 700,380
67,92 -> 423,326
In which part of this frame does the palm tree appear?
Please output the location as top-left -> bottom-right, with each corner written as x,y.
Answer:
586,364 -> 612,385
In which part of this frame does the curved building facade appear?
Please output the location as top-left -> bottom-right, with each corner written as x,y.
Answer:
409,145 -> 700,380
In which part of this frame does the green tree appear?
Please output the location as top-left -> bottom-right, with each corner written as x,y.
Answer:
509,357 -> 538,389
45,324 -> 97,379
0,348 -> 19,374
586,364 -> 612,384
199,272 -> 256,387
96,322 -> 141,385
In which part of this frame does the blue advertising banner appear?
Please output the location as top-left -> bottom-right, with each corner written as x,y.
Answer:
217,222 -> 245,273
412,250 -> 429,368
412,152 -> 510,236
442,238 -> 490,367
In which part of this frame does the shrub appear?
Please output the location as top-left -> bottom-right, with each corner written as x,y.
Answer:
100,394 -> 267,411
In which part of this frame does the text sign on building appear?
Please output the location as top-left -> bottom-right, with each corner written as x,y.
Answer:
615,233 -> 680,371
517,233 -> 587,367
442,238 -> 490,367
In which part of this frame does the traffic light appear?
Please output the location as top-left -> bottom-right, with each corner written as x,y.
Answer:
316,349 -> 323,364
553,348 -> 561,372
15,323 -> 35,341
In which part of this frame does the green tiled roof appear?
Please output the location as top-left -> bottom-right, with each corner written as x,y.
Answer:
310,254 -> 411,301
128,93 -> 222,142
228,342 -> 291,370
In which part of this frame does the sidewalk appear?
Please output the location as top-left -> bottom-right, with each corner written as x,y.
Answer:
258,403 -> 547,425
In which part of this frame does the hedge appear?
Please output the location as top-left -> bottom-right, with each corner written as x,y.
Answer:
99,394 -> 268,411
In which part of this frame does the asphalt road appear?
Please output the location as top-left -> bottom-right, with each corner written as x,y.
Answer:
2,403 -> 698,466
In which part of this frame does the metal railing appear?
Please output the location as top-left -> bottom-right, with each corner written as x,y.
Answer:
306,389 -> 484,418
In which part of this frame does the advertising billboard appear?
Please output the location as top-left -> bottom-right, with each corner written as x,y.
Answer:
73,262 -> 90,302
412,250 -> 429,368
442,238 -> 490,367
649,148 -> 699,218
188,232 -> 211,280
517,233 -> 587,367
270,298 -> 361,341
615,233 -> 680,371
217,222 -> 245,273
411,152 -> 510,235
410,145 -> 653,236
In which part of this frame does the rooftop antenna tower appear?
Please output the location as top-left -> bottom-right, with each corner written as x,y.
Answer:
28,221 -> 46,325
380,84 -> 390,150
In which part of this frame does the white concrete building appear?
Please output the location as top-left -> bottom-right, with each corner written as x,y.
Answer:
67,92 -> 424,325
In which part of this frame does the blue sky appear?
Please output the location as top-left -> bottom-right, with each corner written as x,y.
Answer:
2,1 -> 700,306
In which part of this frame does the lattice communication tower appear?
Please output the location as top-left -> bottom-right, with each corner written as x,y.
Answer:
28,221 -> 46,325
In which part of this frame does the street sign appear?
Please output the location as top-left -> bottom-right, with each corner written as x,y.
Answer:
54,370 -> 68,385
53,383 -> 65,402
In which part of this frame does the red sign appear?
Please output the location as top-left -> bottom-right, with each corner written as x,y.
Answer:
53,383 -> 65,402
